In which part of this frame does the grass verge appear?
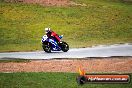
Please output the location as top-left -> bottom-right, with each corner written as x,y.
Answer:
0,0 -> 132,52
0,58 -> 30,63
0,72 -> 132,88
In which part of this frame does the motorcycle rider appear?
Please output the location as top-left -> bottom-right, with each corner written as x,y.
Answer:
45,28 -> 61,44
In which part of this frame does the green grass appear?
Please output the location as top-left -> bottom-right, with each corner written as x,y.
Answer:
0,0 -> 132,52
0,72 -> 132,88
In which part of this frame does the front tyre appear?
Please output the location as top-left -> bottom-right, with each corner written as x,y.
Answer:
59,41 -> 69,52
42,42 -> 51,53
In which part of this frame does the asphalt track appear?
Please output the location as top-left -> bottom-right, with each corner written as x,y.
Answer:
0,44 -> 132,60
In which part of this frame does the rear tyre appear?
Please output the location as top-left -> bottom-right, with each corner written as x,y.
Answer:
42,42 -> 51,53
59,41 -> 69,52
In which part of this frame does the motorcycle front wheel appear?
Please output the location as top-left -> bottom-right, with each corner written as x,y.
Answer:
59,41 -> 69,52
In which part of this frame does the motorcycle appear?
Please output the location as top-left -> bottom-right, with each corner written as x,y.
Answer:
41,35 -> 69,53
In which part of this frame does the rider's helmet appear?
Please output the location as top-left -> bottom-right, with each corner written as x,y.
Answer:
45,28 -> 51,33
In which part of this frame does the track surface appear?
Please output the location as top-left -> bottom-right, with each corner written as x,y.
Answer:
0,44 -> 132,59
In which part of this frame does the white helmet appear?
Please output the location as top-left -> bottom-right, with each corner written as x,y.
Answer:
45,28 -> 50,33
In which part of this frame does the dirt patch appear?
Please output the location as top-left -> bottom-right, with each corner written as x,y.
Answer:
4,0 -> 87,6
0,57 -> 132,73
4,0 -> 70,6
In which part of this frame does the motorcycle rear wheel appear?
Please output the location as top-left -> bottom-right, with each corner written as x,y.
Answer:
42,42 -> 51,53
